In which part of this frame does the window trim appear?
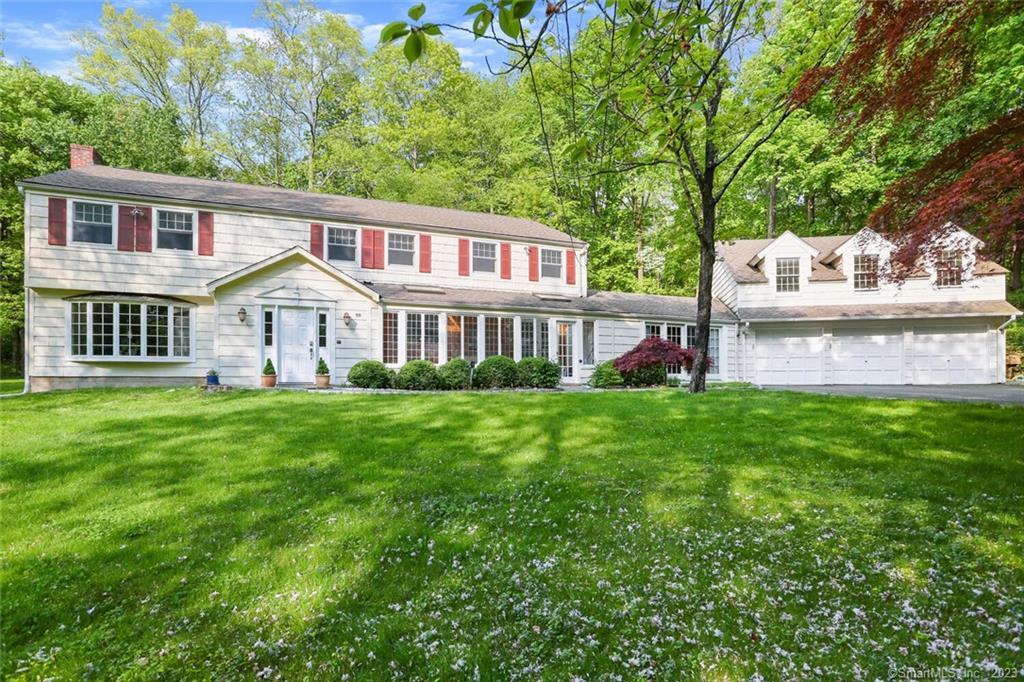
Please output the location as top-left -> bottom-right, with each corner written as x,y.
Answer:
540,248 -> 563,280
852,253 -> 880,291
66,298 -> 195,362
386,231 -> 418,269
326,224 -> 360,263
470,239 -> 500,277
775,257 -> 801,293
154,205 -> 199,254
67,199 -> 117,248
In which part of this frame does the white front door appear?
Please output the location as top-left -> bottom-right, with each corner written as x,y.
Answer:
913,325 -> 990,384
754,329 -> 824,385
279,307 -> 315,383
830,328 -> 903,384
556,320 -> 575,382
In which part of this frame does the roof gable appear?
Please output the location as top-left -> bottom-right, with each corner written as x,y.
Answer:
207,246 -> 380,301
754,230 -> 821,262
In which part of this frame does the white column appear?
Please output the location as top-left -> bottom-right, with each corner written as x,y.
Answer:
438,312 -> 447,364
398,310 -> 407,366
548,318 -> 558,363
513,315 -> 522,361
476,314 -> 485,363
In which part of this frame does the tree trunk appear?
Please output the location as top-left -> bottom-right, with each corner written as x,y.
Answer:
635,208 -> 645,283
806,192 -> 815,225
1011,239 -> 1023,291
767,175 -> 778,238
689,184 -> 716,394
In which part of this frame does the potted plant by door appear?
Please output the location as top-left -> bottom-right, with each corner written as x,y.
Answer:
206,369 -> 220,386
314,357 -> 331,389
261,359 -> 277,388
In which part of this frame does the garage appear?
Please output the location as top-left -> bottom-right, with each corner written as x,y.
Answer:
830,328 -> 903,384
755,329 -> 824,384
912,326 -> 991,384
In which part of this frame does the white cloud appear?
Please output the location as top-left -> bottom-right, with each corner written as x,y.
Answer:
360,23 -> 386,49
2,21 -> 77,52
40,57 -> 82,82
339,13 -> 365,28
224,26 -> 272,44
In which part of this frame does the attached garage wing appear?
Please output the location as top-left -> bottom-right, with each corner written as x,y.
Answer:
755,329 -> 824,385
913,326 -> 991,384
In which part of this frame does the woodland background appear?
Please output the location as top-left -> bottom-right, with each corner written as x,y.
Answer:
2,0 -> 1021,372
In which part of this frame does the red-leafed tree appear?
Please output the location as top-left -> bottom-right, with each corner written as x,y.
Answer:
795,0 -> 1024,287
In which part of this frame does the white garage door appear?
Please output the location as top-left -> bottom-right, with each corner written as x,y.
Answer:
831,328 -> 903,384
755,329 -> 824,384
913,326 -> 991,384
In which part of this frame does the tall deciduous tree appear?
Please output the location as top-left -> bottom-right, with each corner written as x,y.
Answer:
77,2 -> 230,151
227,0 -> 364,191
384,0 -> 851,391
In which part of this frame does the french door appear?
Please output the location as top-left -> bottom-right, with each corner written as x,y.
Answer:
556,320 -> 575,381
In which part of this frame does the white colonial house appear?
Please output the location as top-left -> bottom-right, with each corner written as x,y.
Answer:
15,145 -> 1018,390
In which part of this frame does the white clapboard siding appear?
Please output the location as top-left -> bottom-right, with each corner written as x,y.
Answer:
26,192 -> 588,298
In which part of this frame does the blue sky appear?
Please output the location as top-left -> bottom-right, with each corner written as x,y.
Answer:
0,0 -> 511,78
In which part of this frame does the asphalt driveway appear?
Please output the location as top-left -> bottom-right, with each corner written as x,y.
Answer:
763,383 -> 1024,406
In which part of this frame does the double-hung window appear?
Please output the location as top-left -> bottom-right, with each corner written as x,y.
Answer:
472,242 -> 496,273
72,201 -> 114,245
937,250 -> 963,287
68,299 -> 192,360
156,209 -> 194,251
775,257 -> 800,292
666,324 -> 684,374
388,233 -> 415,267
684,325 -> 720,375
853,254 -> 879,291
645,323 -> 662,339
328,227 -> 357,262
540,249 -> 562,279
406,312 -> 439,363
446,314 -> 478,362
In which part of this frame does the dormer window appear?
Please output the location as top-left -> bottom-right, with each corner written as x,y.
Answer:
775,257 -> 800,292
937,250 -> 963,287
853,254 -> 879,291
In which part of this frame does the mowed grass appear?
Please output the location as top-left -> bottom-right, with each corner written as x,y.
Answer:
2,388 -> 1023,680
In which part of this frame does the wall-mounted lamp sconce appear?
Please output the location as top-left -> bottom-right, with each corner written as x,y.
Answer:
342,312 -> 353,326
237,307 -> 248,323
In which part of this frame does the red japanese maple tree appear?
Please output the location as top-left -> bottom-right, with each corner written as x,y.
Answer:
794,0 -> 1024,285
613,336 -> 707,375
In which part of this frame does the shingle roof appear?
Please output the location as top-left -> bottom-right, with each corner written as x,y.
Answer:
717,235 -> 851,283
372,284 -> 738,322
739,300 -> 1020,322
20,165 -> 580,246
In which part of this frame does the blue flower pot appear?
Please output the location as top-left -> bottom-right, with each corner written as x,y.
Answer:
206,375 -> 220,385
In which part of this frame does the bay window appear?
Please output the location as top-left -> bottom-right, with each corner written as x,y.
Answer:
68,299 -> 193,360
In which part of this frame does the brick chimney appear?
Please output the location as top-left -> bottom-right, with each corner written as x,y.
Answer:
70,144 -> 103,169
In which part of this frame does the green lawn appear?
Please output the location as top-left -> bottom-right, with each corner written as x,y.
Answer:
3,388 -> 1023,679
0,377 -> 23,394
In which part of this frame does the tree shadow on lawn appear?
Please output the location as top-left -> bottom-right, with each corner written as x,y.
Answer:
3,389 -> 1023,678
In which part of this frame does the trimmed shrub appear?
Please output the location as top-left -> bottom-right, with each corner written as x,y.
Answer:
589,360 -> 624,388
315,357 -> 330,375
262,358 -> 276,376
623,363 -> 667,387
437,358 -> 472,390
347,360 -> 394,388
472,355 -> 519,389
395,360 -> 440,390
517,357 -> 561,388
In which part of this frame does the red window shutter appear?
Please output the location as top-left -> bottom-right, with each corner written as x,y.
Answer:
373,229 -> 385,269
419,234 -> 431,273
310,223 -> 324,259
528,246 -> 539,281
459,239 -> 470,276
135,207 -> 152,252
47,197 -> 67,245
117,205 -> 135,251
197,211 -> 214,256
361,229 -> 375,267
500,242 -> 512,279
566,249 -> 576,285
